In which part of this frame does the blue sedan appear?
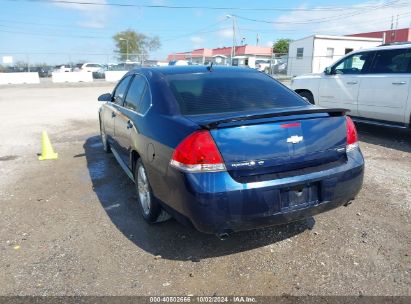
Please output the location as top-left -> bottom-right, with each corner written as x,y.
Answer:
98,66 -> 364,237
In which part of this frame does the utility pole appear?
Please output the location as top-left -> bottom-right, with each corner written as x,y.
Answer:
226,15 -> 236,65
394,14 -> 399,42
390,15 -> 394,42
270,42 -> 274,75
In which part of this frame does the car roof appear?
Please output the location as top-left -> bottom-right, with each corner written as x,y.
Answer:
129,66 -> 259,76
350,43 -> 411,54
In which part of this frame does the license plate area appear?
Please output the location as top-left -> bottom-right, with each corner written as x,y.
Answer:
280,183 -> 319,211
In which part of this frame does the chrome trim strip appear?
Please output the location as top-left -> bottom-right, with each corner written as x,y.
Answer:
170,160 -> 226,173
111,72 -> 153,117
111,146 -> 135,182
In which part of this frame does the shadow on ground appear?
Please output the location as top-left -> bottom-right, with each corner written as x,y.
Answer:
356,123 -> 411,153
83,136 -> 315,261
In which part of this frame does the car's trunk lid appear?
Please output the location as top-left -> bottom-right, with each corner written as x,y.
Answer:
187,108 -> 347,180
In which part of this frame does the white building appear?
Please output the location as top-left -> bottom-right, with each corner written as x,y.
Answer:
287,35 -> 382,76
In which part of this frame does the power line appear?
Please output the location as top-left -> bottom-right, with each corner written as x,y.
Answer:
313,11 -> 411,33
0,22 -> 111,37
2,9 -> 410,42
0,18 -> 112,32
162,20 -> 229,42
1,1 -> 409,45
7,0 -> 409,12
0,27 -> 110,39
241,11 -> 411,35
233,0 -> 404,25
6,0 -> 402,31
0,18 -> 213,33
0,19 -> 230,41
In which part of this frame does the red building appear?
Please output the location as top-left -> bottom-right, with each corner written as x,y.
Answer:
346,28 -> 411,44
167,45 -> 272,64
167,48 -> 212,61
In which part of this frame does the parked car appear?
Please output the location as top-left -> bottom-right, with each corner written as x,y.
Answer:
273,60 -> 287,74
30,66 -> 51,78
255,60 -> 270,72
168,60 -> 189,66
92,65 -> 108,79
74,63 -> 103,73
98,66 -> 364,237
53,65 -> 71,73
291,44 -> 411,128
110,62 -> 140,71
2,66 -> 24,73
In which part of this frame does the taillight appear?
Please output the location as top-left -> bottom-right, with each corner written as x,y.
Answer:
346,116 -> 359,151
170,130 -> 226,172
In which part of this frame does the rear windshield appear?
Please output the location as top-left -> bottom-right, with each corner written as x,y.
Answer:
166,71 -> 306,115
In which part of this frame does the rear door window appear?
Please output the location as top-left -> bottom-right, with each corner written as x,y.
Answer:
369,48 -> 411,73
139,86 -> 151,114
167,71 -> 306,115
113,75 -> 132,105
124,75 -> 147,112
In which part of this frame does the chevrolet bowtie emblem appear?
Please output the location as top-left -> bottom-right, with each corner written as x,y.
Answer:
287,135 -> 303,144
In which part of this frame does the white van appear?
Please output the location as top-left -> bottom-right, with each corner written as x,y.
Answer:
291,44 -> 411,128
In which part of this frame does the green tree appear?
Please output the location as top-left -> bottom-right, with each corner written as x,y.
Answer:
113,29 -> 161,62
273,38 -> 293,54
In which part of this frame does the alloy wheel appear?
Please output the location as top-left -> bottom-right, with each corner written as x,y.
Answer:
137,165 -> 151,215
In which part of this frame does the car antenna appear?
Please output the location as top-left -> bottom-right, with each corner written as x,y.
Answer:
207,62 -> 213,72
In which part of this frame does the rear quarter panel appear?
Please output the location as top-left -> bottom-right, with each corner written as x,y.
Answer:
135,114 -> 200,209
126,71 -> 201,205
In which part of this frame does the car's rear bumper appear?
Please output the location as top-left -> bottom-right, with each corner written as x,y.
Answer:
161,148 -> 364,234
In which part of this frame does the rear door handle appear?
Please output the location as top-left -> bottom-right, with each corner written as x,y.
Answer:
127,120 -> 133,129
346,81 -> 358,85
392,81 -> 406,85
111,111 -> 116,118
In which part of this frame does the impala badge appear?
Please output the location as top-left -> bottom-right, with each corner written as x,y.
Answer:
287,135 -> 303,144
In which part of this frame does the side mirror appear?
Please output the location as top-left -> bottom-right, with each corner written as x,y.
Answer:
98,93 -> 112,102
324,67 -> 332,75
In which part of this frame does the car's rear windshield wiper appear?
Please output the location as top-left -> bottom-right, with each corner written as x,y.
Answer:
199,108 -> 349,129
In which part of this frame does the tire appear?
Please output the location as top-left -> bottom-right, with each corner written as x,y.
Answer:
134,158 -> 171,223
100,122 -> 111,153
298,91 -> 315,104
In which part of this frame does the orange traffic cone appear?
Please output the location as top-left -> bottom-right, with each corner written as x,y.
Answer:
38,131 -> 58,160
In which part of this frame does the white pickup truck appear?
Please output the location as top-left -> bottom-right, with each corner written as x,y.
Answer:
291,44 -> 411,128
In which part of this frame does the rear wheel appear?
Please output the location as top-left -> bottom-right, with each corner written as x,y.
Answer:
298,91 -> 315,104
134,159 -> 171,223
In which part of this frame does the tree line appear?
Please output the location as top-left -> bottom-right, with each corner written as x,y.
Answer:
113,29 -> 292,62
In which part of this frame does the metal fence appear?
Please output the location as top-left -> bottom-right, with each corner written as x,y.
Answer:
164,52 -> 346,78
164,52 -> 291,78
0,52 -> 156,75
261,53 -> 351,77
0,51 -> 350,79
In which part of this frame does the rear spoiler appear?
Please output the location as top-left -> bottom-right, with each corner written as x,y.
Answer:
199,108 -> 349,129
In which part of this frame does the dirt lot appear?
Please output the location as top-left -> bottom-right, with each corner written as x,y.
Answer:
0,83 -> 410,296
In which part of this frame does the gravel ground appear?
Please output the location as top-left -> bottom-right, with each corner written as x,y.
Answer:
0,83 -> 410,296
